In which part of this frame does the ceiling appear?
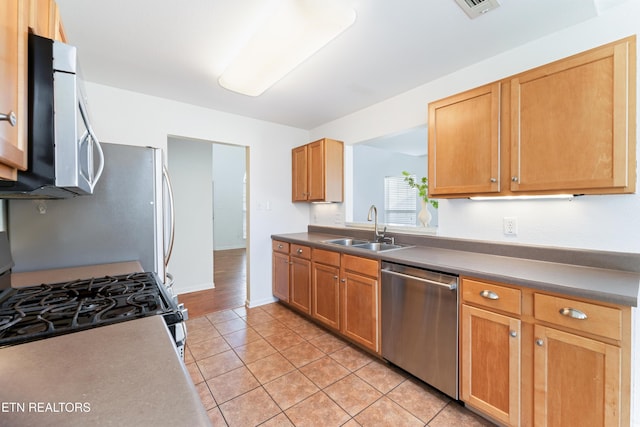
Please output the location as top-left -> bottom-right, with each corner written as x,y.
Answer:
56,0 -> 617,130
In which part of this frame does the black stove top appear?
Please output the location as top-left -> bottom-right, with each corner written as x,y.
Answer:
0,272 -> 182,346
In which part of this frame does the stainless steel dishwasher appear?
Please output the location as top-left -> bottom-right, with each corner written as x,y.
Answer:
381,261 -> 459,399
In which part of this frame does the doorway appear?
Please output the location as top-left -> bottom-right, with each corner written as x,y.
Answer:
168,136 -> 249,317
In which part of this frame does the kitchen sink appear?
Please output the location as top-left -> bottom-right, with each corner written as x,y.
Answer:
323,238 -> 371,246
352,242 -> 410,252
323,238 -> 412,252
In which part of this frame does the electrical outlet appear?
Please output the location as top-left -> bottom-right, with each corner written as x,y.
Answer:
503,217 -> 518,236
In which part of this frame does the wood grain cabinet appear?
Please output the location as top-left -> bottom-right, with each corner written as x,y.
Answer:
429,36 -> 636,198
311,248 -> 341,331
340,254 -> 380,353
29,0 -> 66,41
460,278 -> 521,426
289,244 -> 312,315
0,0 -> 29,180
460,276 -> 631,426
428,83 -> 501,196
271,240 -> 290,302
292,138 -> 344,202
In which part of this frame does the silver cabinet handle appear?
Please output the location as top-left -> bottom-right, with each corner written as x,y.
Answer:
340,278 -> 346,283
490,178 -> 497,183
559,307 -> 588,320
278,244 -> 283,249
297,248 -> 303,255
511,176 -> 518,182
0,111 -> 17,127
536,339 -> 544,346
480,290 -> 499,300
510,330 -> 517,338
333,275 -> 338,280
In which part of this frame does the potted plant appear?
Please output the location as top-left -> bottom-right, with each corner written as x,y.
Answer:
402,171 -> 438,227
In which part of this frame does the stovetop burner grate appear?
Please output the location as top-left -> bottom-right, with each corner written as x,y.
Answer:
0,272 -> 181,346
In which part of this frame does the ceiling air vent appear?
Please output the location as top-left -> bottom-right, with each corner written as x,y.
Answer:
454,0 -> 501,19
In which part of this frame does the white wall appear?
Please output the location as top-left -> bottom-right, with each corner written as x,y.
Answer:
85,83 -> 310,304
212,143 -> 246,250
168,137 -> 214,293
310,0 -> 640,253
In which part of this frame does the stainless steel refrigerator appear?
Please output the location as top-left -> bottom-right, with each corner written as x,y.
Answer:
7,143 -> 174,284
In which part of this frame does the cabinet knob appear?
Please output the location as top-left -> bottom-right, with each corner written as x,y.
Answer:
509,330 -> 517,338
479,290 -> 499,300
340,278 -> 346,283
490,178 -> 497,183
0,111 -> 17,127
333,275 -> 338,280
278,244 -> 283,249
297,248 -> 303,254
511,176 -> 519,182
536,339 -> 544,347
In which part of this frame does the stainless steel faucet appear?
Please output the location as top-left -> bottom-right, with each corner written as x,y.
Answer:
367,204 -> 386,242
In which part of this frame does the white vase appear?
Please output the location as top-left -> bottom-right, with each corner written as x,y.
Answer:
418,199 -> 432,227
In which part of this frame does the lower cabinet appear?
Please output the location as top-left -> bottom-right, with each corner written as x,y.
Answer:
272,240 -> 380,354
289,244 -> 312,315
460,305 -> 521,426
460,276 -> 630,427
341,254 -> 380,353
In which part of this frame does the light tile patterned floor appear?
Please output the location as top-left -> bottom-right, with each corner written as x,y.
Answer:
185,302 -> 496,427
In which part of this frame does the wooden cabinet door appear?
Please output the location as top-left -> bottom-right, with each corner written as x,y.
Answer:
290,256 -> 311,314
0,0 -> 29,180
510,37 -> 635,194
292,145 -> 308,201
533,325 -> 621,427
272,251 -> 290,302
341,271 -> 379,352
428,82 -> 500,196
307,139 -> 325,201
461,305 -> 521,426
312,262 -> 340,330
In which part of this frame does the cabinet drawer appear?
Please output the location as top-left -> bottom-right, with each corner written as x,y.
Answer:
272,240 -> 289,254
342,254 -> 378,277
290,244 -> 311,259
312,248 -> 340,266
461,278 -> 521,316
534,293 -> 622,341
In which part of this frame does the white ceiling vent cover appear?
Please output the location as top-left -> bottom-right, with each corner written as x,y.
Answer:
454,0 -> 501,19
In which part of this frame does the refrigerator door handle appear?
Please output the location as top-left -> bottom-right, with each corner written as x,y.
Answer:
162,165 -> 176,266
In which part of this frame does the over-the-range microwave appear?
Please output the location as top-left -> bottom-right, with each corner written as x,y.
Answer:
0,33 -> 104,199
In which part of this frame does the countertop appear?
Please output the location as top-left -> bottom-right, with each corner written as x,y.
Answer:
0,315 -> 211,427
272,231 -> 640,307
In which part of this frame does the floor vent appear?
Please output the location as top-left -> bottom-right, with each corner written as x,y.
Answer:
454,0 -> 501,19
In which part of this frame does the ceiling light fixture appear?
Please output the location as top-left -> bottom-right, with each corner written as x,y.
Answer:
218,0 -> 356,97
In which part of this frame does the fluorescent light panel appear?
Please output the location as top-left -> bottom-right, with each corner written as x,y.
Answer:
219,0 -> 356,96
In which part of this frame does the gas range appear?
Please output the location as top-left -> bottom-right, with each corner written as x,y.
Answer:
0,271 -> 187,358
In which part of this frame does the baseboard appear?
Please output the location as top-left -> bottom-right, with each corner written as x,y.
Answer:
246,296 -> 278,308
174,281 -> 214,295
214,244 -> 247,251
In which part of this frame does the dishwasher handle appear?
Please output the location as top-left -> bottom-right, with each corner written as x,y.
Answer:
381,268 -> 457,290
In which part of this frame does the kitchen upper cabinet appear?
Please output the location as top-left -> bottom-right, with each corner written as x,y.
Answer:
429,36 -> 636,198
289,244 -> 312,315
428,83 -> 500,196
311,248 -> 341,331
292,138 -> 343,202
0,0 -> 29,180
30,0 -> 66,42
341,254 -> 380,353
510,37 -> 635,194
271,240 -> 290,302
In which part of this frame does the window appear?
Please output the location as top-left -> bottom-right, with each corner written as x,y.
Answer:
384,175 -> 417,226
